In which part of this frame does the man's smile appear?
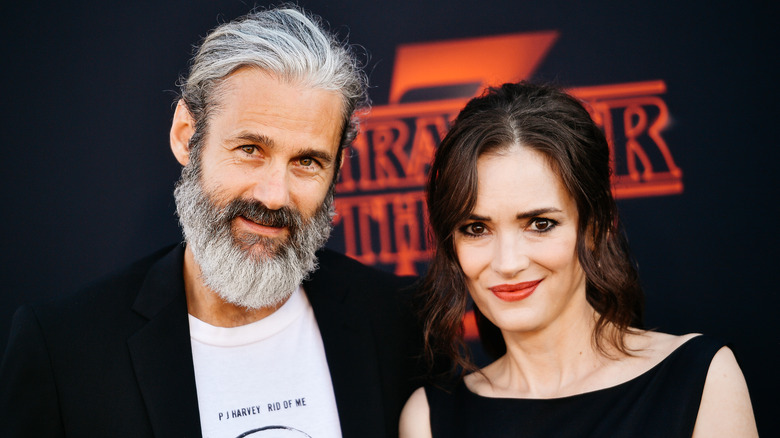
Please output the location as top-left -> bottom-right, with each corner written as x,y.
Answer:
236,215 -> 288,237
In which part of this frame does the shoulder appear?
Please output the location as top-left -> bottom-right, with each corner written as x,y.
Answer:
630,332 -> 736,371
399,387 -> 432,438
586,332 -> 716,394
15,244 -> 180,331
75,244 -> 178,298
620,331 -> 713,372
2,244 -> 183,382
312,248 -> 418,306
628,332 -> 757,437
308,248 -> 425,353
692,346 -> 758,437
625,331 -> 700,356
315,248 -> 416,288
463,367 -> 493,396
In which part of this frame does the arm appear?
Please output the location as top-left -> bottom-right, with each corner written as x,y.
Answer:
0,306 -> 65,437
399,387 -> 433,438
691,347 -> 758,437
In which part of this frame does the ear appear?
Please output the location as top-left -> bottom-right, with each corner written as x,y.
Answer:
170,100 -> 196,166
338,146 -> 347,171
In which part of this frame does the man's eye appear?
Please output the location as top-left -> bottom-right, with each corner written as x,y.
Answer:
240,145 -> 257,154
299,157 -> 314,166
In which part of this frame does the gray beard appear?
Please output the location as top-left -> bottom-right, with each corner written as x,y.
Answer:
173,162 -> 334,310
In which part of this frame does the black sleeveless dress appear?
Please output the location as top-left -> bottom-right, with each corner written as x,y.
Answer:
424,335 -> 724,437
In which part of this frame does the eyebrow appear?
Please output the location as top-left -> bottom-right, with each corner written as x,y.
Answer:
295,147 -> 335,166
467,207 -> 563,222
231,131 -> 335,166
232,132 -> 275,148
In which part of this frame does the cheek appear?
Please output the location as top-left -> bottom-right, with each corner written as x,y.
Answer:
289,178 -> 331,214
203,169 -> 254,201
540,236 -> 584,286
198,153 -> 250,192
537,244 -> 573,270
455,241 -> 490,283
538,230 -> 579,265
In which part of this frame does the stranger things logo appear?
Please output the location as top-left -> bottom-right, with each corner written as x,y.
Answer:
331,32 -> 683,276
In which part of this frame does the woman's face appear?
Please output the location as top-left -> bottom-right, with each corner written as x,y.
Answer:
454,145 -> 589,337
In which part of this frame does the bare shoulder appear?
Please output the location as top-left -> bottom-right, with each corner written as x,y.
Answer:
463,367 -> 492,395
399,387 -> 432,438
626,330 -> 700,356
604,331 -> 701,382
692,347 -> 758,437
628,332 -> 757,436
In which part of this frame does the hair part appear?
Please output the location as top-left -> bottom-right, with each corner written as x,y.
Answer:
422,81 -> 644,377
176,4 -> 369,174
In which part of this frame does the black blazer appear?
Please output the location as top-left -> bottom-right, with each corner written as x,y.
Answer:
0,244 -> 426,437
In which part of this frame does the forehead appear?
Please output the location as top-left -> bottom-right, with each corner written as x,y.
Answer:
209,67 -> 345,153
474,146 -> 575,214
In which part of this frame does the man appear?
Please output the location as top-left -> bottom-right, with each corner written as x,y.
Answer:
0,6 -> 425,437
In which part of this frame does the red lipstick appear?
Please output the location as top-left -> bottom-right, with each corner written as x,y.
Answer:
488,279 -> 542,302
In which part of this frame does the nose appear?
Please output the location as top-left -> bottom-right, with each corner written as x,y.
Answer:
251,163 -> 291,210
490,232 -> 530,278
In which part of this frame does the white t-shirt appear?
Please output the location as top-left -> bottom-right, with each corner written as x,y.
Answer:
189,287 -> 342,438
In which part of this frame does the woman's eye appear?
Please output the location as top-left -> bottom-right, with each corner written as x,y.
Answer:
464,223 -> 487,236
530,218 -> 556,232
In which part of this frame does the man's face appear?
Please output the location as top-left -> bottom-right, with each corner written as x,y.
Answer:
173,68 -> 345,309
197,68 -> 344,254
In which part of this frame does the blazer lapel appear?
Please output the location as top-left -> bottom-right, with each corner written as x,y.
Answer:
305,263 -> 386,437
127,245 -> 202,438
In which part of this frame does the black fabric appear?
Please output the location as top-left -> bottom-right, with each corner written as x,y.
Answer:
425,335 -> 724,438
0,244 -> 426,438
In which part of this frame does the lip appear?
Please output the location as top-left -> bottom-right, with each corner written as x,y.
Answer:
235,216 -> 287,237
488,279 -> 542,302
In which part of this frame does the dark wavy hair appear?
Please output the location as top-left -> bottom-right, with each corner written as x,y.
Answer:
421,81 -> 644,375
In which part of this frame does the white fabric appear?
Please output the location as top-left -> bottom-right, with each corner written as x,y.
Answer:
189,287 -> 342,438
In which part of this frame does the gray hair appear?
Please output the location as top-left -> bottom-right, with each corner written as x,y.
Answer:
177,5 -> 369,165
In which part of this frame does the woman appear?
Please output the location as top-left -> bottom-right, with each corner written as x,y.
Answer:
400,82 -> 757,437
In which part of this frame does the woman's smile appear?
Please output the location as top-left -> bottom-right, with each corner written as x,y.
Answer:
488,279 -> 543,302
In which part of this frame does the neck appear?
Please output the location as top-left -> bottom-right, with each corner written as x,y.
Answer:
182,245 -> 285,327
492,304 -> 613,398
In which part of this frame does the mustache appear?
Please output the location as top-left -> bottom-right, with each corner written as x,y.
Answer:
220,198 -> 303,230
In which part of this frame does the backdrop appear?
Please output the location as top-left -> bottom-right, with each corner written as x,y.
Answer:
1,1 -> 777,435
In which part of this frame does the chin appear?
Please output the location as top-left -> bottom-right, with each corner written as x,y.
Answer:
242,243 -> 277,260
484,307 -> 544,335
233,235 -> 285,260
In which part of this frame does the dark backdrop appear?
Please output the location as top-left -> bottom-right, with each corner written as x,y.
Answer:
1,1 -> 777,435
